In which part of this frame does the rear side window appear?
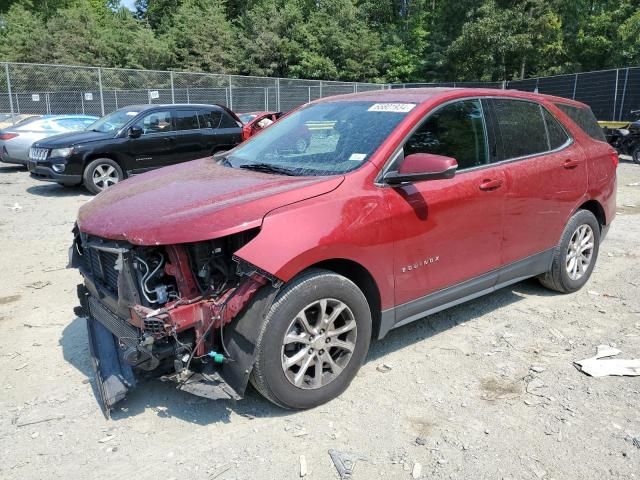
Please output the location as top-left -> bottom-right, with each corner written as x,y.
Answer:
199,110 -> 222,129
174,110 -> 199,131
219,112 -> 241,128
542,108 -> 570,150
490,99 -> 548,161
404,99 -> 488,170
554,103 -> 606,141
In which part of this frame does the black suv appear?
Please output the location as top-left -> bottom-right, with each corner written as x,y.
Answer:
28,104 -> 242,194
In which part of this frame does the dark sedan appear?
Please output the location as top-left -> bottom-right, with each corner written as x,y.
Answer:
28,104 -> 242,194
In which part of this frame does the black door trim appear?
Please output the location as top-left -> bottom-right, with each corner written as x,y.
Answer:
378,249 -> 554,339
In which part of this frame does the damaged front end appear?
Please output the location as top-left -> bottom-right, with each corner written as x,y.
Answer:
70,227 -> 280,416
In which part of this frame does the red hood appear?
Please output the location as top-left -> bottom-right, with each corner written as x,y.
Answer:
78,158 -> 344,245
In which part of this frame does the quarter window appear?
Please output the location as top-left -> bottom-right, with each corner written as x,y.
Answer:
542,108 -> 570,150
220,112 -> 241,128
490,99 -> 548,161
174,110 -> 199,131
554,103 -> 606,141
404,99 -> 488,170
199,110 -> 222,129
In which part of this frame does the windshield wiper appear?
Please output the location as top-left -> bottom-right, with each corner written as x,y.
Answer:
239,163 -> 298,176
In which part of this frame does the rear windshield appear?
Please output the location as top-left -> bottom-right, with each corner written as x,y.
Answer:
555,103 -> 606,142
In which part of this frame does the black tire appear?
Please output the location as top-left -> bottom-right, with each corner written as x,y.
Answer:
83,158 -> 123,195
250,269 -> 371,409
538,209 -> 600,293
632,146 -> 640,164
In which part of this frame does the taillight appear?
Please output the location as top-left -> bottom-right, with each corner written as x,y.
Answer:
609,150 -> 619,168
0,132 -> 19,140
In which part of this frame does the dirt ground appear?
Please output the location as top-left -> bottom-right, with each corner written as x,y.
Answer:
0,161 -> 639,480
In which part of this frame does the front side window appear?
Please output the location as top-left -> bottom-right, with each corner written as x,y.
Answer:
490,99 -> 548,161
174,110 -> 199,131
404,99 -> 488,170
225,101 -> 412,176
138,110 -> 174,135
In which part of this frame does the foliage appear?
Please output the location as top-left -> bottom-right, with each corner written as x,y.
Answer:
1,0 -> 639,82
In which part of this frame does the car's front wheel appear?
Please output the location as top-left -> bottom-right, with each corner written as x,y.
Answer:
632,146 -> 640,164
250,269 -> 371,409
538,209 -> 600,293
83,158 -> 123,195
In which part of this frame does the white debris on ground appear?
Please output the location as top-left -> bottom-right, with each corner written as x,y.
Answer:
575,345 -> 640,377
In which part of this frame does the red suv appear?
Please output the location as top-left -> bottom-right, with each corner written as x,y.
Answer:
71,88 -> 617,414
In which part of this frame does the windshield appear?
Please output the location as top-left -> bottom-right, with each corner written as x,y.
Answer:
239,113 -> 258,123
226,101 -> 414,176
89,108 -> 142,133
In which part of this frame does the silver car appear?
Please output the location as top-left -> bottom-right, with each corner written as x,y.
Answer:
0,115 -> 98,166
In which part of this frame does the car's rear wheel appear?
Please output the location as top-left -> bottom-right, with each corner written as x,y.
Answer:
250,269 -> 371,409
538,209 -> 600,293
83,158 -> 123,195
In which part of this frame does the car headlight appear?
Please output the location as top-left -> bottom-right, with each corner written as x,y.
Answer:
50,147 -> 73,158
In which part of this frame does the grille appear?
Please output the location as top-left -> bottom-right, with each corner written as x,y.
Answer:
84,248 -> 119,293
87,296 -> 140,347
29,147 -> 49,161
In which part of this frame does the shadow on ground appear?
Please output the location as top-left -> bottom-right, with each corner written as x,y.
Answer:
27,183 -> 89,197
60,278 -> 553,424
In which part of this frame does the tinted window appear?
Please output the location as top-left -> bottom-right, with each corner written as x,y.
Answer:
491,99 -> 548,160
542,108 -> 570,149
199,110 -> 222,129
404,99 -> 488,170
555,103 -> 606,141
220,112 -> 240,128
174,110 -> 199,131
138,110 -> 174,135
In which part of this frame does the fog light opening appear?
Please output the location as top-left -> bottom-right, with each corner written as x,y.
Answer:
52,164 -> 66,173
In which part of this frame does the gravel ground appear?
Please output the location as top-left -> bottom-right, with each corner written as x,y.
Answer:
0,161 -> 639,480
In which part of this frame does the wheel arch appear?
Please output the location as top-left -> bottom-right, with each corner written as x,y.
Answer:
303,258 -> 383,340
576,199 -> 606,230
83,153 -> 126,178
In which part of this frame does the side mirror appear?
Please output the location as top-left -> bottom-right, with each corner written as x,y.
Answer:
384,153 -> 458,185
128,126 -> 143,139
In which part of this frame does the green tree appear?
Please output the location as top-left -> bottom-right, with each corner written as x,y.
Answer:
163,0 -> 239,73
0,4 -> 47,62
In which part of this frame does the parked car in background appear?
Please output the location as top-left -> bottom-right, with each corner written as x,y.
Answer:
70,88 -> 616,413
28,104 -> 242,194
238,111 -> 283,141
0,115 -> 98,167
0,113 -> 40,130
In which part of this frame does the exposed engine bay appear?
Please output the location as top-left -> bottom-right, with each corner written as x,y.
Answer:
70,227 -> 280,416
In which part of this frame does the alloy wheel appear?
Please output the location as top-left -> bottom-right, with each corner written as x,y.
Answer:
281,298 -> 357,390
92,164 -> 120,190
565,224 -> 595,280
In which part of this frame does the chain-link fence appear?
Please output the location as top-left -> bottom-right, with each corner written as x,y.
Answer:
0,62 -> 387,123
506,67 -> 640,122
2,62 -> 639,124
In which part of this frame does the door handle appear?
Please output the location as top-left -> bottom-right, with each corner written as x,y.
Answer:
563,159 -> 580,169
479,178 -> 503,191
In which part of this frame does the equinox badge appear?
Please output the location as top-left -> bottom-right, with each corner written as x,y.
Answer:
402,256 -> 440,273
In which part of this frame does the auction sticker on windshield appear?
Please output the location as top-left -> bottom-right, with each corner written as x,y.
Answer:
349,153 -> 367,162
367,103 -> 416,113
